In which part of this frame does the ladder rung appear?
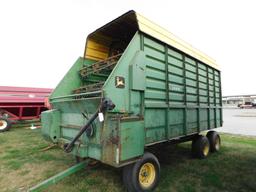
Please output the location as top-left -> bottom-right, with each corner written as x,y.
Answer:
80,53 -> 122,77
73,81 -> 104,94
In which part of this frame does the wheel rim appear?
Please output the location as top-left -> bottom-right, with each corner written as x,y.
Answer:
215,137 -> 220,151
203,143 -> 209,156
139,162 -> 156,188
0,120 -> 8,130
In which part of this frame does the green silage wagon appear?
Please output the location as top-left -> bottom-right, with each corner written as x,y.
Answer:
41,10 -> 222,192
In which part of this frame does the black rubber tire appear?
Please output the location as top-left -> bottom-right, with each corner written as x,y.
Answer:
123,163 -> 136,192
0,117 -> 11,132
192,135 -> 210,159
122,152 -> 160,192
207,131 -> 221,152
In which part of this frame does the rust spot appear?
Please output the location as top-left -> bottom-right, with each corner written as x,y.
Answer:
109,136 -> 119,144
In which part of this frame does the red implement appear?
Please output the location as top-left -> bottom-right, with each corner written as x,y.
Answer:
0,86 -> 52,131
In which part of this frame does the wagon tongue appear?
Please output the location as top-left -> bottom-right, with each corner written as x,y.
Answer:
64,98 -> 115,153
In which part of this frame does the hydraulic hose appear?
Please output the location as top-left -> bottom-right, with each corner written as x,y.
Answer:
64,98 -> 115,153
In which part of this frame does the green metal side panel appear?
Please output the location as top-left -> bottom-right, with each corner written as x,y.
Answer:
41,109 -> 61,143
104,32 -> 141,113
168,109 -> 184,137
53,98 -> 102,160
120,120 -> 144,161
143,36 -> 167,143
101,32 -> 146,164
145,109 -> 166,143
129,51 -> 146,91
141,34 -> 222,145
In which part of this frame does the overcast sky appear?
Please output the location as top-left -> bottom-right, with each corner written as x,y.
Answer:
0,0 -> 255,96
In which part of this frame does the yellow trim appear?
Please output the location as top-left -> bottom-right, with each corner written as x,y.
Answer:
215,137 -> 220,150
203,144 -> 210,156
85,39 -> 109,61
136,13 -> 220,70
139,162 -> 156,189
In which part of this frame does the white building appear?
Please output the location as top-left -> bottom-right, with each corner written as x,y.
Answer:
222,94 -> 256,106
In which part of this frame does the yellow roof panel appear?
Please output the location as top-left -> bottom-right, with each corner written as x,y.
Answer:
135,12 -> 219,70
85,10 -> 220,70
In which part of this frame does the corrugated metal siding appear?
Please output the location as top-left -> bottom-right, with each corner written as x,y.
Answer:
142,34 -> 222,144
144,37 -> 167,142
136,12 -> 219,70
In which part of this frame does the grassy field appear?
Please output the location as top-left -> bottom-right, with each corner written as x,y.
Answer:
0,126 -> 256,192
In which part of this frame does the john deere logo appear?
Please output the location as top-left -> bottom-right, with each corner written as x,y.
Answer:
115,76 -> 125,88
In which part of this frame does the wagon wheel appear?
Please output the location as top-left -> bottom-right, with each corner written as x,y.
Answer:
207,131 -> 221,152
192,135 -> 210,159
123,152 -> 160,192
0,117 -> 11,132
